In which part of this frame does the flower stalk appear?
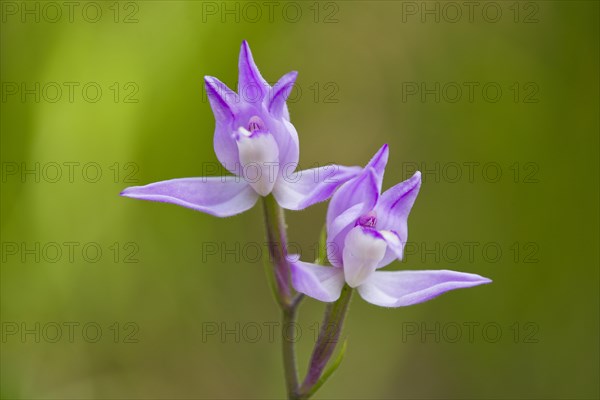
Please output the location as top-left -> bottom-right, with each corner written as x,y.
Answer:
299,285 -> 353,398
282,306 -> 300,399
262,194 -> 293,308
262,194 -> 302,398
262,194 -> 353,399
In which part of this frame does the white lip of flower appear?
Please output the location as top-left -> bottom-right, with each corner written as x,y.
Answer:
235,125 -> 280,196
342,226 -> 387,288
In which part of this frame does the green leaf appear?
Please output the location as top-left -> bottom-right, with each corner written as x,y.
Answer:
306,339 -> 348,398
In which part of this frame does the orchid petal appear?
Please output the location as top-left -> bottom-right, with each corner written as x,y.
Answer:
270,118 -> 299,168
269,71 -> 298,119
213,123 -> 242,176
204,76 -> 238,122
364,144 -> 389,192
326,168 -> 379,267
357,269 -> 492,308
272,165 -> 361,210
377,230 -> 404,268
238,40 -> 269,104
326,167 -> 379,230
375,171 -> 422,245
342,227 -> 387,288
205,76 -> 243,174
290,260 -> 345,302
327,203 -> 365,243
120,176 -> 258,217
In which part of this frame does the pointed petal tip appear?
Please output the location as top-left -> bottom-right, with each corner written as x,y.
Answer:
203,75 -> 218,87
119,187 -> 135,197
395,170 -> 421,196
204,76 -> 238,121
365,144 -> 390,182
203,76 -> 220,93
119,185 -> 148,199
240,40 -> 253,59
375,143 -> 389,158
410,170 -> 422,187
472,276 -> 492,286
377,144 -> 389,164
440,269 -> 493,285
268,70 -> 299,117
281,70 -> 299,84
357,269 -> 492,308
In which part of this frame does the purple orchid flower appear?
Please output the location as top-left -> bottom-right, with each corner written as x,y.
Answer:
290,144 -> 491,306
121,41 -> 359,216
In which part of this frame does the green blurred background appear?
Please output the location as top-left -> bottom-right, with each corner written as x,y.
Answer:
1,1 -> 598,399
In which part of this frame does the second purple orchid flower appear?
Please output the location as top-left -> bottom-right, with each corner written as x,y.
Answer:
290,144 -> 491,306
121,41 -> 359,216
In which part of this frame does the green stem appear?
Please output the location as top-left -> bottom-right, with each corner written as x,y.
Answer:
282,306 -> 300,399
261,195 -> 292,307
299,285 -> 353,398
261,194 -> 302,399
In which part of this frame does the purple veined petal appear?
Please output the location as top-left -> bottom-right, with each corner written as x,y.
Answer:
269,71 -> 298,119
205,76 -> 242,175
326,167 -> 379,235
342,227 -> 387,288
364,144 -> 389,192
377,229 -> 403,268
120,176 -> 258,217
328,203 -> 365,244
357,269 -> 492,308
280,103 -> 291,121
290,259 -> 345,302
326,203 -> 364,267
272,165 -> 361,210
238,40 -> 269,104
204,76 -> 239,123
326,167 -> 380,267
213,122 -> 242,176
270,118 -> 299,168
375,171 -> 422,245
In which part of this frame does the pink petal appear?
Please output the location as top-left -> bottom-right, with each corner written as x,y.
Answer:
375,171 -> 422,250
364,144 -> 389,192
271,118 -> 300,169
120,176 -> 258,217
272,165 -> 361,210
377,229 -> 404,268
269,71 -> 298,119
204,76 -> 238,123
238,40 -> 269,104
357,269 -> 491,308
290,260 -> 345,302
326,167 -> 379,267
205,76 -> 242,175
